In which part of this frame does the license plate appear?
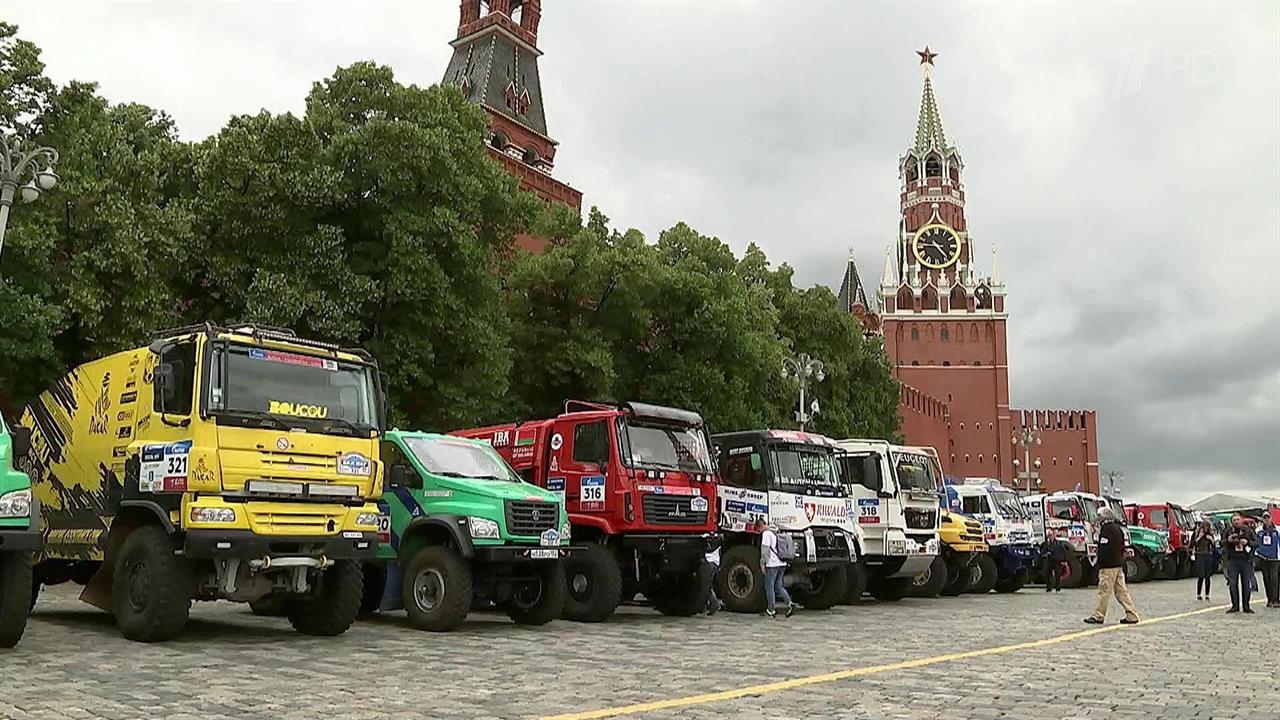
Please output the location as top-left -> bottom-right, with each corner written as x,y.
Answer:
530,549 -> 559,559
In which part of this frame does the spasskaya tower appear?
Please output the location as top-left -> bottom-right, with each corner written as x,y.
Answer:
840,48 -> 1100,494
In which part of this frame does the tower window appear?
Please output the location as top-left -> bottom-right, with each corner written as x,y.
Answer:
925,157 -> 942,177
940,326 -> 949,342
943,361 -> 951,366
970,323 -> 979,342
522,146 -> 541,166
949,166 -> 960,183
973,361 -> 981,367
911,361 -> 920,366
490,130 -> 510,151
906,163 -> 919,184
911,326 -> 919,341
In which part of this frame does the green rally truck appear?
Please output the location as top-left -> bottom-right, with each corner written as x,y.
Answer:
1,415 -> 40,648
361,431 -> 573,631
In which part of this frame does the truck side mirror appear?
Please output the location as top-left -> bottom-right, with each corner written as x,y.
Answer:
10,425 -> 31,458
154,363 -> 176,409
749,453 -> 762,472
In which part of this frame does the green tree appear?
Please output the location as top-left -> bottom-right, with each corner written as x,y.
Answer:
192,63 -> 538,430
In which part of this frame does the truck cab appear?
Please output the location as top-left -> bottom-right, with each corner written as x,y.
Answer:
20,324 -> 385,641
943,479 -> 1037,594
1125,502 -> 1195,579
1,415 -> 39,647
1021,491 -> 1098,587
454,401 -> 718,622
1102,495 -> 1169,583
712,429 -> 859,613
362,431 -> 572,631
834,439 -> 940,602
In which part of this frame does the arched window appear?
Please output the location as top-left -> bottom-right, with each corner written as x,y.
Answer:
965,453 -> 970,462
910,326 -> 919,341
984,324 -> 993,341
950,285 -> 967,309
975,285 -> 992,310
898,287 -> 914,310
910,360 -> 920,366
954,323 -> 964,342
925,156 -> 942,177
949,165 -> 960,183
490,130 -> 510,151
1068,457 -> 1074,466
940,325 -> 949,342
970,323 -> 979,342
922,286 -> 938,310
905,163 -> 919,185
973,361 -> 981,367
978,454 -> 984,463
960,422 -> 965,430
522,146 -> 541,166
942,361 -> 951,366
1052,458 -> 1058,466
927,324 -> 935,341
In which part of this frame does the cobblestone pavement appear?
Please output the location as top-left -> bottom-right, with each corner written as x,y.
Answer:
1,577 -> 1274,720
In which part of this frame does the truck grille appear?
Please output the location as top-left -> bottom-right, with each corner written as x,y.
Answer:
505,501 -> 558,537
904,508 -> 938,530
808,528 -> 851,561
641,494 -> 709,526
961,520 -> 984,544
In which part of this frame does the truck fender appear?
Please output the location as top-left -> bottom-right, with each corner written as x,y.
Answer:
569,514 -> 615,539
398,515 -> 474,562
119,500 -> 176,534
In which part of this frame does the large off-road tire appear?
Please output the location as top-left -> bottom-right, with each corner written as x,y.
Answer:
29,576 -> 40,613
841,560 -> 868,604
718,545 -> 765,614
910,556 -> 948,598
1177,555 -> 1193,579
0,552 -> 34,648
994,568 -> 1028,594
868,576 -> 912,602
941,554 -> 972,596
400,546 -> 472,632
970,554 -> 999,594
1060,555 -> 1085,588
1133,554 -> 1152,583
562,543 -> 621,623
508,561 -> 568,626
111,526 -> 193,643
796,565 -> 848,610
248,594 -> 295,617
651,563 -> 710,617
359,562 -> 386,616
288,560 -> 363,636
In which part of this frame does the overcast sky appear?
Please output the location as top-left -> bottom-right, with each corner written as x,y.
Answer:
8,1 -> 1278,504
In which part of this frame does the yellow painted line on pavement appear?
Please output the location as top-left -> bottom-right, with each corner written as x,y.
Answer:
538,604 -> 1227,720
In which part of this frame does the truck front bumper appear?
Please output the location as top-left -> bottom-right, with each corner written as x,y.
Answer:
183,530 -> 379,561
621,533 -> 716,572
473,544 -> 580,563
0,525 -> 40,552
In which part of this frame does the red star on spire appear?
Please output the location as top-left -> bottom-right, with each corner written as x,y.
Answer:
917,46 -> 938,66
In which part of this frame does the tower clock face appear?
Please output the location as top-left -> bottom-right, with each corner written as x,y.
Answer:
911,223 -> 962,269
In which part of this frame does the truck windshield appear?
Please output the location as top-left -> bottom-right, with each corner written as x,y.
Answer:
1172,507 -> 1193,527
209,344 -> 378,430
1101,498 -> 1128,525
770,446 -> 840,491
1080,498 -> 1100,523
890,452 -> 938,492
624,421 -> 713,473
991,490 -> 1029,519
404,436 -> 520,482
1048,497 -> 1083,521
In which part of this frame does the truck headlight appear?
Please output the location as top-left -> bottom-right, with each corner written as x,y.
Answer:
468,517 -> 500,539
355,512 -> 380,529
190,507 -> 237,524
560,520 -> 572,543
0,489 -> 31,518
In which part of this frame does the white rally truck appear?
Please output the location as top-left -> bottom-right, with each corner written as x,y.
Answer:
834,440 -> 941,602
1021,491 -> 1099,588
712,429 -> 862,613
943,479 -> 1037,593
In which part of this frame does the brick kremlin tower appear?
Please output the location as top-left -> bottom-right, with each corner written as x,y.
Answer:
443,0 -> 582,252
840,48 -> 1100,494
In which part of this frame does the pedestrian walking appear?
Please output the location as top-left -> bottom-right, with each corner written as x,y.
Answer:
704,535 -> 723,615
1191,520 -> 1216,601
758,519 -> 795,619
1084,506 -> 1140,625
1039,527 -> 1068,592
1254,513 -> 1279,609
1222,513 -> 1259,614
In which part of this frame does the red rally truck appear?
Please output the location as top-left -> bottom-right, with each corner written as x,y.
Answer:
1125,502 -> 1195,579
453,401 -> 718,622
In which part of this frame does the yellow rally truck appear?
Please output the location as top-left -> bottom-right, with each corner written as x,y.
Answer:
20,324 -> 385,642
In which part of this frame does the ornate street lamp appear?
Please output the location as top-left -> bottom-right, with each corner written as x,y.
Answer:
780,353 -> 825,431
0,132 -> 60,272
1011,426 -> 1043,492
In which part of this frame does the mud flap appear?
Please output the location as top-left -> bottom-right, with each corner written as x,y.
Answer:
80,564 -> 114,612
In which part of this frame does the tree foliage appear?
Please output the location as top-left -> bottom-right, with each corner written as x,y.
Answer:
0,25 -> 901,440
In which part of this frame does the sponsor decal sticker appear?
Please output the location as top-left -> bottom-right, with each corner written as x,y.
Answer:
276,437 -> 290,451
249,348 -> 338,371
580,475 -> 606,510
547,477 -> 566,503
550,433 -> 563,451
690,496 -> 709,513
540,529 -> 560,546
140,440 -> 192,493
728,446 -> 753,456
857,497 -> 882,524
337,452 -> 372,477
268,401 -> 330,419
119,391 -> 138,405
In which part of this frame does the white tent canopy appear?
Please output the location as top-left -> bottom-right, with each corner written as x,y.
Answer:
1189,491 -> 1280,513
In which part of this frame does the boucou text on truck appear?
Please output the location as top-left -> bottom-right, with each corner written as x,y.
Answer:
19,324 -> 386,642
454,401 -> 718,622
1,414 -> 39,648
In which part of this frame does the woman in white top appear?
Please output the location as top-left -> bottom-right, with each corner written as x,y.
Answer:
758,520 -> 795,618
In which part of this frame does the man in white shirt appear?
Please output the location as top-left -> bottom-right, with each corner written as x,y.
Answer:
759,520 -> 795,618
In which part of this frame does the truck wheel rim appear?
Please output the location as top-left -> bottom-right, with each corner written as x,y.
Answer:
515,578 -> 545,608
413,569 -> 445,611
728,565 -> 754,599
570,572 -> 590,598
125,560 -> 149,612
913,566 -> 931,587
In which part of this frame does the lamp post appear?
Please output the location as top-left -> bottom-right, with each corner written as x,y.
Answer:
1011,425 -> 1042,493
0,132 -> 60,272
780,353 -> 825,431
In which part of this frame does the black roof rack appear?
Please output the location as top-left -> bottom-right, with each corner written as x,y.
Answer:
149,323 -> 374,362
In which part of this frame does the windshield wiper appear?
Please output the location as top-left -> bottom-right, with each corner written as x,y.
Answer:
213,408 -> 285,429
321,417 -> 372,437
437,471 -> 513,482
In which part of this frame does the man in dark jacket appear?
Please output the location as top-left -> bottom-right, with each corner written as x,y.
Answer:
1258,513 -> 1280,608
1222,513 -> 1259,613
1084,506 -> 1140,625
1039,527 -> 1069,592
